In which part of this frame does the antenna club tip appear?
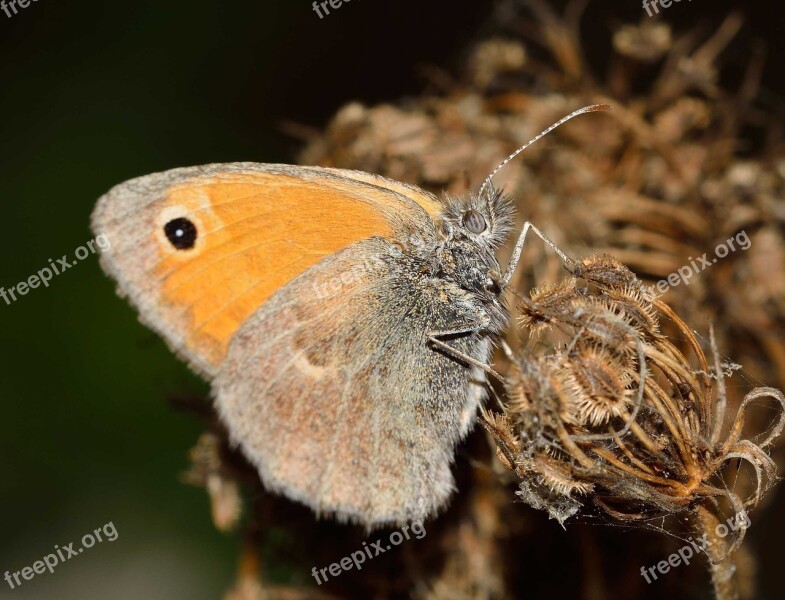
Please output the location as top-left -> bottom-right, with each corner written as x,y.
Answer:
584,103 -> 613,113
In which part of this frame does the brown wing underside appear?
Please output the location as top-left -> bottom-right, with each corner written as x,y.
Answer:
214,237 -> 491,527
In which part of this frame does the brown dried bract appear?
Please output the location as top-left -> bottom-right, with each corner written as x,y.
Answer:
483,255 -> 785,598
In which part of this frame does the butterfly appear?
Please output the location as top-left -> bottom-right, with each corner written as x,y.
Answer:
91,105 -> 609,528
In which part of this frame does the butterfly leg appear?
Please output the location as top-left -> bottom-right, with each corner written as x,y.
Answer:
499,338 -> 516,362
427,321 -> 503,383
501,221 -> 576,287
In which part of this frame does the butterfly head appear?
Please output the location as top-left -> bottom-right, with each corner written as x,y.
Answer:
437,188 -> 513,298
439,187 -> 513,251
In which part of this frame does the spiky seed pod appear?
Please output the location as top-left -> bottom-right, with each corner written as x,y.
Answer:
483,255 -> 785,600
519,279 -> 578,333
563,346 -> 635,427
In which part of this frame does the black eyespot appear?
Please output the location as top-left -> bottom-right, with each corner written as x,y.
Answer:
164,217 -> 197,250
462,209 -> 487,234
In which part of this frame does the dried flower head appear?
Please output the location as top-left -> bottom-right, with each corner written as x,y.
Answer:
484,254 -> 785,598
612,22 -> 672,63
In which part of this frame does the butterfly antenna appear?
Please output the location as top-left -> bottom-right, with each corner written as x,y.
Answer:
478,103 -> 612,199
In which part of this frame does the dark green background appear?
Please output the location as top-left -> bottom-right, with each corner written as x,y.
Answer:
1,1 -> 783,599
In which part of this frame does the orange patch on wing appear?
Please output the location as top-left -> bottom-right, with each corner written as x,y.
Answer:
153,173 -> 399,369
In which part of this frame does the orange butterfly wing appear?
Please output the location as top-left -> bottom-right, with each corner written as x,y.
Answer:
92,163 -> 443,376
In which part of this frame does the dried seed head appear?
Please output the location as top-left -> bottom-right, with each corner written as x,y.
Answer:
568,300 -> 641,355
533,454 -> 594,497
612,22 -> 672,63
573,255 -> 640,291
469,38 -> 527,90
487,255 -> 785,538
519,279 -> 578,333
563,347 -> 635,427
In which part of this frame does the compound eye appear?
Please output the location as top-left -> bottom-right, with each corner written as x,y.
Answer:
462,209 -> 487,234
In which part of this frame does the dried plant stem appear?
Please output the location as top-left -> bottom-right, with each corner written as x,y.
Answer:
224,521 -> 264,600
693,503 -> 739,600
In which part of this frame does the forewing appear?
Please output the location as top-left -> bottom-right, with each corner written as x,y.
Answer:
91,163 -> 442,377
